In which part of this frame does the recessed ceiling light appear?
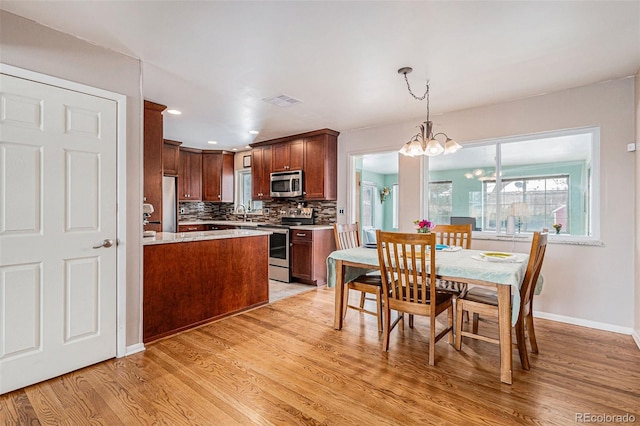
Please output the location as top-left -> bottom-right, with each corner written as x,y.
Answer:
244,145 -> 251,149
208,141 -> 217,145
166,109 -> 182,115
232,148 -> 238,151
249,130 -> 259,135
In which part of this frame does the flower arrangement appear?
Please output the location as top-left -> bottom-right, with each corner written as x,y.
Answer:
552,223 -> 562,234
380,187 -> 390,203
414,219 -> 434,234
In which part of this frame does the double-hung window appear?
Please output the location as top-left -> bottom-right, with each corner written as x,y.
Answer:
427,127 -> 598,238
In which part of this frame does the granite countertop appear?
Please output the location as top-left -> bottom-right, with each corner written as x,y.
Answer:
143,229 -> 271,245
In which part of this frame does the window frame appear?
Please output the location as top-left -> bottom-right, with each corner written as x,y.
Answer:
235,169 -> 262,213
426,126 -> 600,243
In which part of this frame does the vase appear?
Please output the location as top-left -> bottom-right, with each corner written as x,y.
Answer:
417,228 -> 430,234
555,229 -> 561,234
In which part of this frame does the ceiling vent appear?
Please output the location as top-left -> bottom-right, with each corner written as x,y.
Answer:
262,94 -> 302,107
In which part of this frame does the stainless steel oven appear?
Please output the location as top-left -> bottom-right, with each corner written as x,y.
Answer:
258,224 -> 291,282
257,207 -> 314,283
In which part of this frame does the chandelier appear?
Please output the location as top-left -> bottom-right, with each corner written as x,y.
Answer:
397,67 -> 462,157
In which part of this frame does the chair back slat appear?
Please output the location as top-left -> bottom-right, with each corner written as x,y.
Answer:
334,223 -> 360,250
432,224 -> 473,249
376,231 -> 437,308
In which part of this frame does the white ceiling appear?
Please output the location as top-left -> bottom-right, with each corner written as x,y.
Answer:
3,1 -> 639,153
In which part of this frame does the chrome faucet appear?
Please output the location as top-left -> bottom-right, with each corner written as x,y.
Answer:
236,204 -> 248,222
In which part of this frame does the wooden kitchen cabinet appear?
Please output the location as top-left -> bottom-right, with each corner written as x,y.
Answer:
202,150 -> 234,202
163,139 -> 181,176
303,131 -> 338,200
143,100 -> 166,232
272,139 -> 303,172
143,235 -> 269,342
179,148 -> 202,201
250,129 -> 338,201
290,228 -> 336,286
251,145 -> 272,200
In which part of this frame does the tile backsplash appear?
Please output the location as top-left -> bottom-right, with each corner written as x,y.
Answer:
179,200 -> 337,225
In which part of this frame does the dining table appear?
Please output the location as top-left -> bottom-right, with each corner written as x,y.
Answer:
326,245 -> 533,385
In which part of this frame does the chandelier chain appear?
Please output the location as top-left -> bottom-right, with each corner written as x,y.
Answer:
403,73 -> 430,122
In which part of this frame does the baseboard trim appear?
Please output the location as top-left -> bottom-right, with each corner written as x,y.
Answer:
123,343 -> 145,357
632,330 -> 640,350
534,310 -> 634,336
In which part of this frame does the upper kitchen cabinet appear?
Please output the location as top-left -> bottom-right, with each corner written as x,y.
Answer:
303,130 -> 338,200
251,145 -> 272,200
202,150 -> 234,202
250,129 -> 338,201
272,139 -> 303,171
163,139 -> 182,176
143,100 -> 166,231
179,148 -> 202,201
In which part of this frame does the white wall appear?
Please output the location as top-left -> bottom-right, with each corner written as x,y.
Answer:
0,11 -> 144,347
338,77 -> 637,332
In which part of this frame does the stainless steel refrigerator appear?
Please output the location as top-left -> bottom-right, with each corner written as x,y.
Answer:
162,176 -> 177,232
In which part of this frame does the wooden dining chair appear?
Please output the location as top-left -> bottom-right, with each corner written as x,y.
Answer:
454,231 -> 548,370
376,230 -> 454,366
432,224 -> 473,295
333,223 -> 383,333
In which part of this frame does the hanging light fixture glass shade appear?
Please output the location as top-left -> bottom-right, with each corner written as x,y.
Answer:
444,137 -> 462,154
425,138 -> 444,156
397,67 -> 461,157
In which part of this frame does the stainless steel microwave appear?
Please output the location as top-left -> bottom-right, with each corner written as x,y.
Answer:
270,170 -> 303,198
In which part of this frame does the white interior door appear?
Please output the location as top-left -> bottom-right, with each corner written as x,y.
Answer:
0,74 -> 117,394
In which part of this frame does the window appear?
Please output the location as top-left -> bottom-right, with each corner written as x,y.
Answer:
236,170 -> 262,212
428,181 -> 452,225
361,182 -> 376,228
484,175 -> 569,233
427,127 -> 597,237
392,184 -> 399,229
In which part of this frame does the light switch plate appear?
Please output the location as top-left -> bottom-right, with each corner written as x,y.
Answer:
627,143 -> 636,152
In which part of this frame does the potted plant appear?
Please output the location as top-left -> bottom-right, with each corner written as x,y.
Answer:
380,187 -> 390,203
552,223 -> 562,234
414,219 -> 434,234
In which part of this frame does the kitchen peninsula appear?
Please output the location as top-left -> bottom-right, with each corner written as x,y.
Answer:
143,229 -> 271,343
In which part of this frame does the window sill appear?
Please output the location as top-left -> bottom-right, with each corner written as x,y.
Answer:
472,232 -> 604,247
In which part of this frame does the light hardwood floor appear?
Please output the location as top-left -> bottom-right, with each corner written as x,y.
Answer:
2,287 -> 639,425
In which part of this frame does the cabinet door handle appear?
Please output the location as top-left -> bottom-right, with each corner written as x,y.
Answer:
296,233 -> 306,237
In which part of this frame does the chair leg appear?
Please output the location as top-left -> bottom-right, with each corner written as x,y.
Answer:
515,319 -> 530,370
383,306 -> 391,351
455,301 -> 464,350
342,284 -> 350,320
375,289 -> 383,333
359,291 -> 366,309
409,314 -> 414,329
526,312 -> 539,354
472,313 -> 480,334
428,316 -> 436,366
447,304 -> 454,345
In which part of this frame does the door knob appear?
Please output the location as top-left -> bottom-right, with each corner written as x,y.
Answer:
93,239 -> 114,249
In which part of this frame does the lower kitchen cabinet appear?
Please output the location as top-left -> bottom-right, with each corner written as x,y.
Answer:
290,228 -> 336,286
143,235 -> 269,342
